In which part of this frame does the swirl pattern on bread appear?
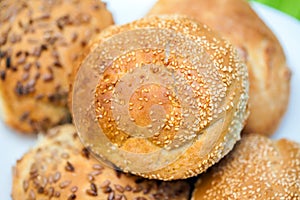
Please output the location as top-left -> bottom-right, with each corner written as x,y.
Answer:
72,15 -> 249,180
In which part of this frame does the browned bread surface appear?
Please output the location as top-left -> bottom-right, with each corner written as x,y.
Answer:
12,124 -> 191,200
71,15 -> 249,180
192,134 -> 300,199
148,0 -> 291,136
0,0 -> 114,133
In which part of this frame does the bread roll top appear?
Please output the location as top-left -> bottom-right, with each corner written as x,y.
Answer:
192,134 -> 300,199
72,15 -> 249,180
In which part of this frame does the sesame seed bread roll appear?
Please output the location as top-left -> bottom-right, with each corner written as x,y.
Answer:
12,124 -> 190,200
148,0 -> 291,136
0,0 -> 114,133
71,15 -> 249,180
192,134 -> 300,199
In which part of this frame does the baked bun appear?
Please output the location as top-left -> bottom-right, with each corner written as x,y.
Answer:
148,0 -> 291,136
12,124 -> 190,200
71,15 -> 249,180
192,134 -> 300,199
0,0 -> 114,133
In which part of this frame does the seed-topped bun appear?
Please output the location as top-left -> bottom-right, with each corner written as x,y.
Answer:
148,0 -> 291,136
0,0 -> 114,133
12,124 -> 190,200
72,15 -> 249,180
192,134 -> 300,199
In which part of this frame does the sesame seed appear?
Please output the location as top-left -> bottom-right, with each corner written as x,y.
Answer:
108,191 -> 115,200
103,186 -> 112,193
87,174 -> 94,182
114,184 -> 125,193
53,61 -> 62,68
37,187 -> 44,194
71,32 -> 78,42
86,189 -> 97,196
42,73 -> 53,82
124,185 -> 132,191
20,112 -> 29,121
68,194 -> 76,200
16,51 -> 22,57
115,169 -> 122,178
134,197 -> 147,200
100,180 -> 111,188
53,172 -> 61,183
17,55 -> 26,64
22,72 -> 29,81
0,70 -> 6,80
23,180 -> 29,192
54,191 -> 61,198
91,183 -> 97,193
61,152 -> 70,159
81,148 -> 90,159
47,187 -> 54,198
31,46 -> 41,57
70,186 -> 78,193
28,189 -> 36,200
65,161 -> 75,172
6,57 -> 11,68
59,180 -> 71,189
90,170 -> 102,176
133,185 -> 143,193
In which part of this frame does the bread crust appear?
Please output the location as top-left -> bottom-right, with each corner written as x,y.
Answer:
192,134 -> 300,199
71,15 -> 249,180
12,124 -> 191,200
0,0 -> 114,133
148,0 -> 291,136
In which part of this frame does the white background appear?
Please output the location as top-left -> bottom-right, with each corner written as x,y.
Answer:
1,1 -> 300,199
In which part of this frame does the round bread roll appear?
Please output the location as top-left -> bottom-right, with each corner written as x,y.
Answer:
0,0 -> 114,133
12,124 -> 191,200
71,15 -> 249,180
192,134 -> 300,199
148,0 -> 291,136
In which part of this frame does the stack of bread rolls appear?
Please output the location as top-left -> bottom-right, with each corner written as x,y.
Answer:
1,0 -> 298,199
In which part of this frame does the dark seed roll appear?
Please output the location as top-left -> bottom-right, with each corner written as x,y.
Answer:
0,0 -> 114,133
12,124 -> 191,200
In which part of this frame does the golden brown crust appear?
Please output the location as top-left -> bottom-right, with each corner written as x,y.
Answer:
0,0 -> 114,133
192,134 -> 300,199
148,0 -> 291,136
12,124 -> 191,200
71,15 -> 249,180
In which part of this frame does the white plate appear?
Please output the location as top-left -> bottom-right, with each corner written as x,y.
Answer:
1,1 -> 299,199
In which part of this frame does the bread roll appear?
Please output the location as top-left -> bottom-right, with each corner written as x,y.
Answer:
0,0 -> 114,133
192,134 -> 300,199
71,15 -> 249,180
148,0 -> 291,136
12,124 -> 190,200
